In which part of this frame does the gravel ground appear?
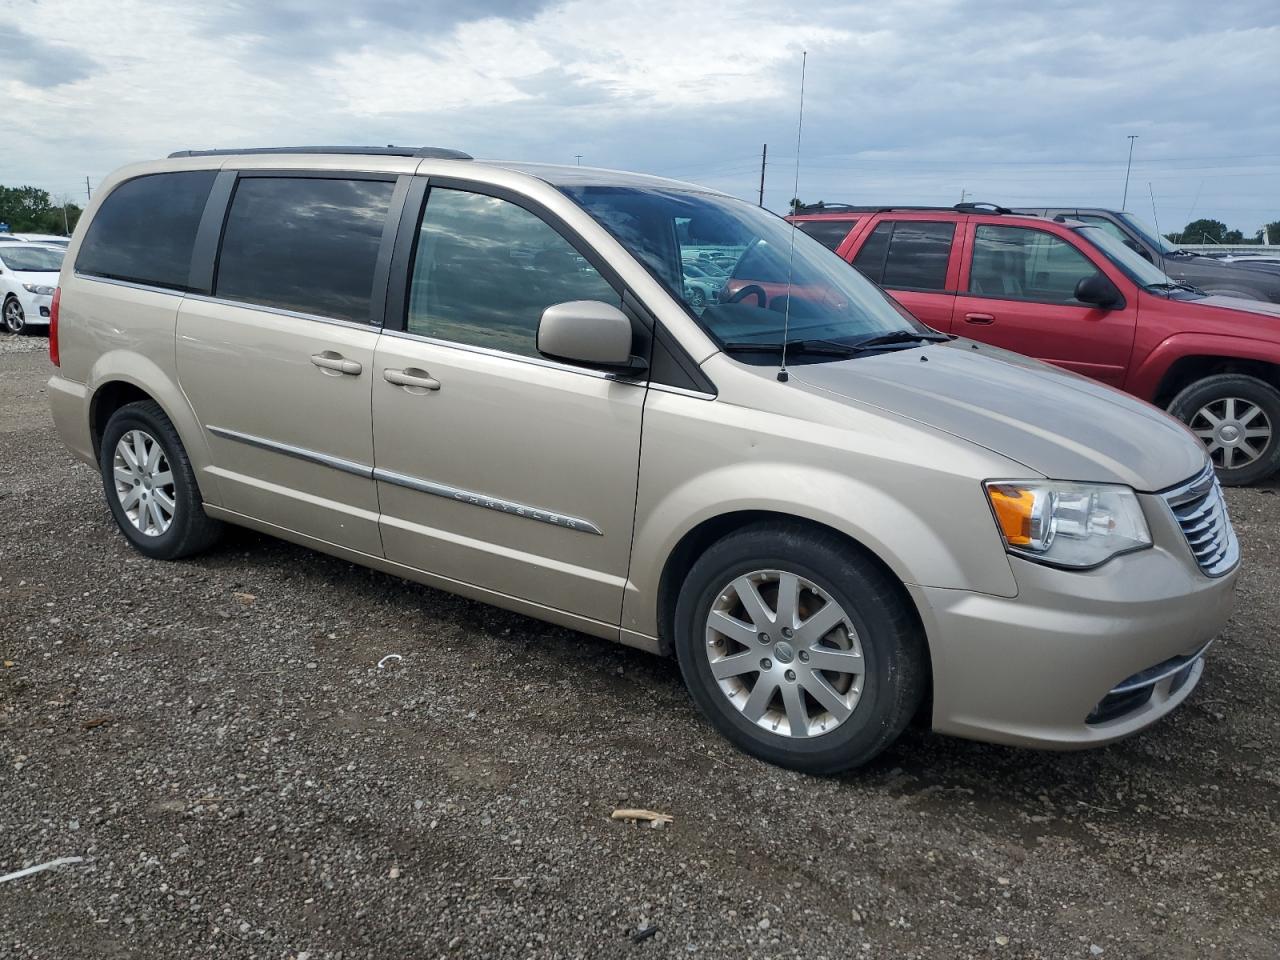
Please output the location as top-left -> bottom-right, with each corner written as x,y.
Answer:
1,339 -> 1277,959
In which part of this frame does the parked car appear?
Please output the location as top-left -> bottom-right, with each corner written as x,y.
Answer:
787,204 -> 1280,485
49,148 -> 1237,773
11,233 -> 72,247
681,260 -> 724,309
1011,207 -> 1280,304
0,243 -> 63,334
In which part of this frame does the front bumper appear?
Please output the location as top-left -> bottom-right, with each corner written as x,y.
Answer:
16,289 -> 52,326
910,490 -> 1238,749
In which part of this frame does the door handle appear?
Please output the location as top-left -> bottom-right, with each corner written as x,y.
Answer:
963,313 -> 995,325
310,352 -> 362,376
384,367 -> 441,392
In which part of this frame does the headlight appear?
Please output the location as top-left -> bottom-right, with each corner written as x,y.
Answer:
984,480 -> 1151,569
22,283 -> 55,296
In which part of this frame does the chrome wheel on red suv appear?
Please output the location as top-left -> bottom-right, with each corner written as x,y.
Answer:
1170,374 -> 1280,486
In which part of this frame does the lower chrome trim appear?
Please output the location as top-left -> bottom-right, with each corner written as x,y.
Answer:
1109,639 -> 1214,695
374,468 -> 603,536
206,425 -> 603,536
206,425 -> 373,478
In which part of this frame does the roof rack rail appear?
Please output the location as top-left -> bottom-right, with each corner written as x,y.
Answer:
167,146 -> 473,160
791,202 -> 1014,215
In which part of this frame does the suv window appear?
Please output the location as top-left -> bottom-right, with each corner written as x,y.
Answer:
76,171 -> 216,290
852,220 -> 955,291
1076,214 -> 1133,245
969,225 -> 1101,305
215,176 -> 395,324
407,188 -> 617,358
796,219 -> 858,251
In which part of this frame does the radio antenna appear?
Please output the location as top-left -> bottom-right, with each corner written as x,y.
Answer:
777,50 -> 807,384
1148,181 -> 1167,277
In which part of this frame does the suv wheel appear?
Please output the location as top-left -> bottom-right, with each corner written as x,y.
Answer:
1169,374 -> 1280,485
3,296 -> 25,334
99,400 -> 223,559
673,522 -> 926,773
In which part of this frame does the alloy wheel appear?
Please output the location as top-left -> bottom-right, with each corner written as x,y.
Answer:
1190,397 -> 1273,470
112,429 -> 176,536
2,299 -> 23,334
704,569 -> 864,738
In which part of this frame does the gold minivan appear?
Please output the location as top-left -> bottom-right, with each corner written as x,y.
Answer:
48,147 -> 1240,772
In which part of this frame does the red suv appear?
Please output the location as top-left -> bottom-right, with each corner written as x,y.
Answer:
786,204 -> 1280,484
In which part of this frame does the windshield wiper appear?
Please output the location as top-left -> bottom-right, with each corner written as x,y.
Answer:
845,330 -> 952,349
721,339 -> 862,358
1144,280 -> 1202,295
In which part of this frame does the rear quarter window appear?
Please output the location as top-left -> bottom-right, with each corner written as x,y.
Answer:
795,218 -> 858,251
76,171 -> 217,290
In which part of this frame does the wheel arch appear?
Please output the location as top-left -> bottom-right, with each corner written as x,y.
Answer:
653,508 -> 935,724
1152,353 -> 1280,409
85,354 -> 222,504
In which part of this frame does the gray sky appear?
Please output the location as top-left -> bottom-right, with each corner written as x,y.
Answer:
5,0 -> 1279,234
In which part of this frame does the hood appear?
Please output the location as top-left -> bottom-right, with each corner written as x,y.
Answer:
793,341 -> 1206,491
1188,294 -> 1280,319
14,270 -> 59,285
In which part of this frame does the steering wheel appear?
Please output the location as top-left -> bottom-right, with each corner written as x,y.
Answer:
727,284 -> 767,308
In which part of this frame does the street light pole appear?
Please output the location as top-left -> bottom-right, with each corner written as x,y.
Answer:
1121,135 -> 1138,210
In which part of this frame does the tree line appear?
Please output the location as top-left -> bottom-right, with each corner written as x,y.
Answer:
1168,218 -> 1280,246
0,185 -> 83,235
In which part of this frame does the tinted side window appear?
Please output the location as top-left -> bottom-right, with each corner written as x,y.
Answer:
77,171 -> 216,290
796,218 -> 858,251
215,176 -> 395,323
851,222 -> 892,283
881,221 -> 955,291
407,188 -> 617,358
1077,215 -> 1132,245
969,225 -> 1100,305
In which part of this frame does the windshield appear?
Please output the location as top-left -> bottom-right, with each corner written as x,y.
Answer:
1118,212 -> 1180,255
0,246 -> 64,272
1075,226 -> 1175,288
560,186 -> 929,355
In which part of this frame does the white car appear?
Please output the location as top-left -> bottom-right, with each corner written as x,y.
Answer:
1,244 -> 64,334
10,232 -> 71,247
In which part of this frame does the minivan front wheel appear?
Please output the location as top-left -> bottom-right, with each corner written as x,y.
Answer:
99,400 -> 223,559
1169,374 -> 1280,485
674,523 -> 926,773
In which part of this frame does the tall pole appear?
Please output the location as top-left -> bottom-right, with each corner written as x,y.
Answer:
758,143 -> 767,206
574,154 -> 582,166
1121,135 -> 1138,210
85,176 -> 92,203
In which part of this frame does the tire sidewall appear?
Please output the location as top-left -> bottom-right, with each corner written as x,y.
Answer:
99,405 -> 197,558
3,297 -> 24,334
674,533 -> 907,772
1169,375 -> 1280,486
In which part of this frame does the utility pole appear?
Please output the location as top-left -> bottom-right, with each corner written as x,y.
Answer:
959,187 -> 968,204
1121,135 -> 1138,210
85,176 -> 92,203
574,154 -> 582,166
758,143 -> 767,206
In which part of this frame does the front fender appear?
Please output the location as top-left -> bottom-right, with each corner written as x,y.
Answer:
1128,332 -> 1280,400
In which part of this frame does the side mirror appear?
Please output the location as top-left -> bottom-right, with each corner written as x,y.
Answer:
1074,273 -> 1123,309
537,300 -> 645,373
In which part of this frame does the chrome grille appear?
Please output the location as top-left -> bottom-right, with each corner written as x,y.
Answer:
1161,466 -> 1239,577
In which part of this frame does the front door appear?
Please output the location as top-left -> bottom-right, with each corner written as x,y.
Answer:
177,174 -> 398,555
372,184 -> 646,626
952,222 -> 1137,387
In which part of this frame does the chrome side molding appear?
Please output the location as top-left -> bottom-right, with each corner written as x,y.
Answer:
373,468 -> 603,536
206,425 -> 602,535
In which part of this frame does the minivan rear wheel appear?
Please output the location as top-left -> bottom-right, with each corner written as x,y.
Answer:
99,400 -> 223,559
1168,374 -> 1280,485
673,522 -> 926,773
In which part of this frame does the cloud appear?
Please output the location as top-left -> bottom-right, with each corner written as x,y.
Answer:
2,0 -> 1278,230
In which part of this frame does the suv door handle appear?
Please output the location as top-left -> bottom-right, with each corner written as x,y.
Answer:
963,313 -> 995,325
384,368 -> 441,391
310,352 -> 362,376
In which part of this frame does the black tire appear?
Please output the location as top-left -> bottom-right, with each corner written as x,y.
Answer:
3,296 -> 25,334
98,400 -> 223,559
673,522 -> 927,774
1168,374 -> 1280,486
